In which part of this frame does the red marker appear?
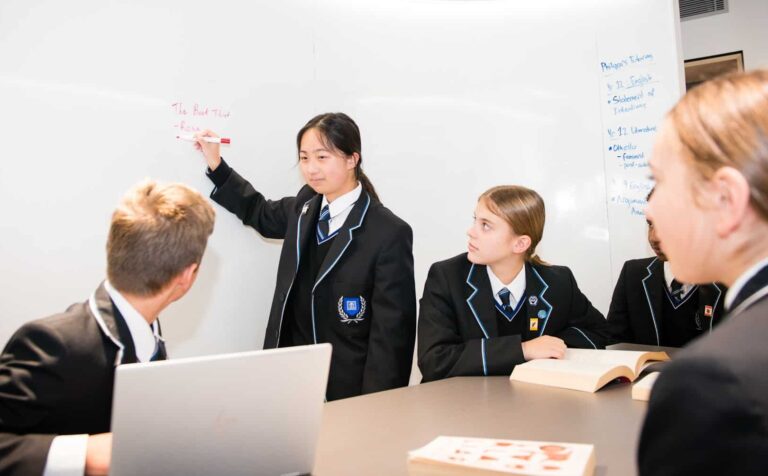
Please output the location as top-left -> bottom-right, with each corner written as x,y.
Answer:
177,135 -> 231,145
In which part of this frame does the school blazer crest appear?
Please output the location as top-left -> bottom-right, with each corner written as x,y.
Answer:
210,167 -> 416,399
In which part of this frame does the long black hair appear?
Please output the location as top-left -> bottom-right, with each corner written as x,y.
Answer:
296,112 -> 380,202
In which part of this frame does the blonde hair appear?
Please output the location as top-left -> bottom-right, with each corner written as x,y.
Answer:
479,185 -> 547,266
668,69 -> 768,220
107,180 -> 216,296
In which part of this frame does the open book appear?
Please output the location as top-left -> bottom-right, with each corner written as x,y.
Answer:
509,349 -> 670,393
408,436 -> 595,476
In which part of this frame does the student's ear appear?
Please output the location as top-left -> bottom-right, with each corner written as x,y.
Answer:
175,263 -> 199,294
711,166 -> 751,237
513,235 -> 532,255
346,152 -> 360,170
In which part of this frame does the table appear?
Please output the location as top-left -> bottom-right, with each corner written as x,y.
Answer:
314,376 -> 648,475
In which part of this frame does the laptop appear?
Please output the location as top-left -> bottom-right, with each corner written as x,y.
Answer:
109,343 -> 332,476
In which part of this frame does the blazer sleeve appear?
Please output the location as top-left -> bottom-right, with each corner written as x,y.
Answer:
605,262 -> 633,344
361,222 -> 417,394
417,264 -> 525,382
208,160 -> 307,239
554,268 -> 610,349
638,357 -> 768,476
0,323 -> 69,476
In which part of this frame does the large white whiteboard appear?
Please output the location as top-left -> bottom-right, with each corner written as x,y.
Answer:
0,0 -> 683,357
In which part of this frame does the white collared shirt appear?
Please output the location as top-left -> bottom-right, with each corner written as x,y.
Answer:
663,261 -> 694,298
321,182 -> 362,235
487,265 -> 526,308
725,256 -> 768,310
104,280 -> 163,363
43,281 -> 164,476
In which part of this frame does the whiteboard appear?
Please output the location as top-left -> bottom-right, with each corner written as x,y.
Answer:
0,0 -> 683,358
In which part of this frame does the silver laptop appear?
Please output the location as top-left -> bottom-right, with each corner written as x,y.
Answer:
109,343 -> 332,476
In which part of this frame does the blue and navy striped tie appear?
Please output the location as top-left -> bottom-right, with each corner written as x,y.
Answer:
150,337 -> 167,361
317,205 -> 331,241
498,287 -> 512,311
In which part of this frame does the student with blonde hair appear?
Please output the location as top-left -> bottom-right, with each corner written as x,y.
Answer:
418,185 -> 610,381
639,69 -> 768,475
0,180 -> 215,476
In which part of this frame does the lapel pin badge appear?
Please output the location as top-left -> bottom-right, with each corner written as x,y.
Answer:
528,296 -> 538,306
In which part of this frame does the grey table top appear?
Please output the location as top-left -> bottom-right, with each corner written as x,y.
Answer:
314,376 -> 649,476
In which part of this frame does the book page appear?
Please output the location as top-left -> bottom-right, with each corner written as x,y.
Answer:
513,358 -> 619,378
409,436 -> 595,476
510,358 -> 633,392
564,349 -> 668,377
632,372 -> 660,401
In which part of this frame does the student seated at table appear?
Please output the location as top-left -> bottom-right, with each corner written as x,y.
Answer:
638,69 -> 768,475
606,188 -> 726,347
0,180 -> 215,476
417,185 -> 611,381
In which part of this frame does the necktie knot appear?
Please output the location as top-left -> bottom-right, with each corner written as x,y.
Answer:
670,279 -> 684,295
498,288 -> 512,310
319,205 -> 330,222
317,205 -> 331,241
150,335 -> 166,361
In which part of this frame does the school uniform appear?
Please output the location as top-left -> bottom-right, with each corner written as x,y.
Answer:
207,160 -> 416,401
606,257 -> 726,346
0,282 -> 166,476
638,259 -> 768,475
417,253 -> 611,382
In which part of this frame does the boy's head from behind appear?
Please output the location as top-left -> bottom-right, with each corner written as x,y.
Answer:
106,179 -> 215,298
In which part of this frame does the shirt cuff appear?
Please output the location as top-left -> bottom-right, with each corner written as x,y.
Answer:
42,434 -> 88,476
206,157 -> 232,188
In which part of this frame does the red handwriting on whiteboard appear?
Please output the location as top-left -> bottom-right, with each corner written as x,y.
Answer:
171,101 -> 230,133
171,101 -> 230,118
172,120 -> 201,133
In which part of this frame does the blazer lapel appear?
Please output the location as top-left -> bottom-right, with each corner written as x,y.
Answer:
313,193 -> 372,291
641,257 -> 664,346
465,263 -> 498,338
524,263 -> 554,338
87,282 -> 137,365
295,195 -> 322,274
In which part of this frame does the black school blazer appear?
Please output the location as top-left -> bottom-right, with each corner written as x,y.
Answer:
211,168 -> 416,400
417,253 -> 611,382
606,256 -> 725,346
0,283 -> 151,476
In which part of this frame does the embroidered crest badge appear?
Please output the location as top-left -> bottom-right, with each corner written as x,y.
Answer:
338,296 -> 367,323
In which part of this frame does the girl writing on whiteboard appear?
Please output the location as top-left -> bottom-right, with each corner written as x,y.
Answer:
417,185 -> 611,381
193,112 -> 416,400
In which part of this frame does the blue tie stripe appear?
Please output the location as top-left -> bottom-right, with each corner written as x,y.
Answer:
317,205 -> 332,243
498,287 -> 512,310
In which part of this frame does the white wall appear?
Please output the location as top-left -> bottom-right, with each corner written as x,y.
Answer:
680,0 -> 768,68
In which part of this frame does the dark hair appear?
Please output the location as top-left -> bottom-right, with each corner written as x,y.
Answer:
647,187 -> 654,201
296,112 -> 380,202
